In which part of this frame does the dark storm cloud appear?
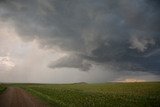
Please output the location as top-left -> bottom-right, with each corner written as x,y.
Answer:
48,54 -> 92,71
0,0 -> 160,73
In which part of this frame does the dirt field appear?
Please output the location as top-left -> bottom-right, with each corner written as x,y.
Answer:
0,87 -> 47,107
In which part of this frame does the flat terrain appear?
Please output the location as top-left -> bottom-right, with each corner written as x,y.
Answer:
0,87 -> 47,107
20,82 -> 160,107
0,82 -> 160,107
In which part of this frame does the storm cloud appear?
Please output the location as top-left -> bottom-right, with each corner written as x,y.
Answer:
0,0 -> 160,75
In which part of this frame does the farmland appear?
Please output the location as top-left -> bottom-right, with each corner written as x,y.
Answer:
14,82 -> 160,107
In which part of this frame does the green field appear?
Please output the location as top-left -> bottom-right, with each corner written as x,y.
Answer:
0,84 -> 6,94
14,82 -> 160,107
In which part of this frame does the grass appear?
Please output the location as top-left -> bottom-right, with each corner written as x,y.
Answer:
0,84 -> 7,94
13,82 -> 160,107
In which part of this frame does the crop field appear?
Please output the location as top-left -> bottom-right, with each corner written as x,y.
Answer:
15,82 -> 160,107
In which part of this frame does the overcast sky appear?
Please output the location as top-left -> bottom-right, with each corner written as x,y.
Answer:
0,0 -> 160,83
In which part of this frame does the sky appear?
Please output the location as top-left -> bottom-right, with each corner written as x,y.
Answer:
0,0 -> 160,83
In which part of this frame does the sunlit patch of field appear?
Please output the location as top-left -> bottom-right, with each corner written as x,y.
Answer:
14,82 -> 160,107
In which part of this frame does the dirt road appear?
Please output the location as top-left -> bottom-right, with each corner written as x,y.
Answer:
0,87 -> 47,107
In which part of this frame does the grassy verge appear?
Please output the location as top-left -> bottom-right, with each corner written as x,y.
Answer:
22,87 -> 65,107
0,84 -> 7,94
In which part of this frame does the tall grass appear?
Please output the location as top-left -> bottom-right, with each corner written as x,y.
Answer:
0,84 -> 6,94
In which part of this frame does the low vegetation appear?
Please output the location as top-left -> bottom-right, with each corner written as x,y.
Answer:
0,84 -> 7,94
16,82 -> 160,107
